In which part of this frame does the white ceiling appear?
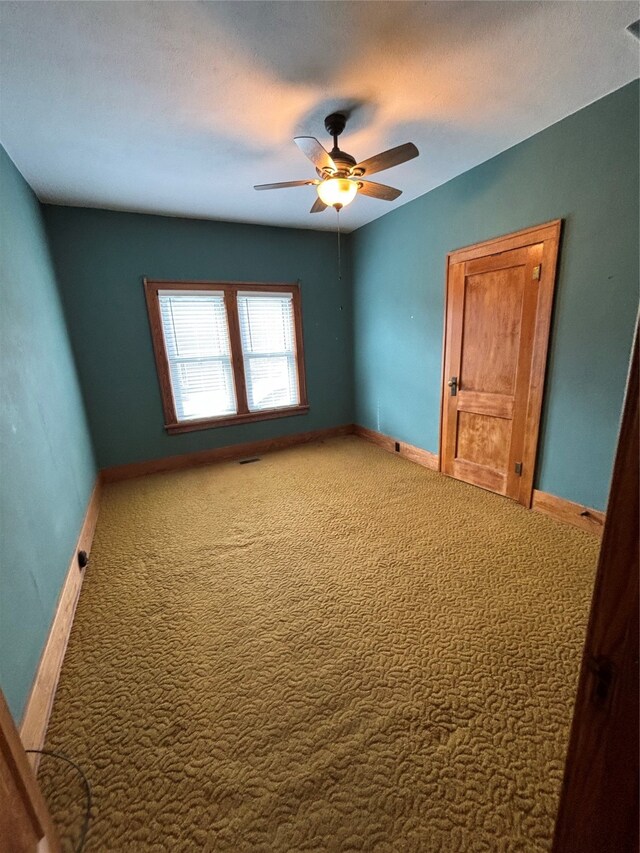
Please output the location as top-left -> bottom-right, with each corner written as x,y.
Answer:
1,1 -> 638,233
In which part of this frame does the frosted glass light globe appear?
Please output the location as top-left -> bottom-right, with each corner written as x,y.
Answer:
317,178 -> 358,208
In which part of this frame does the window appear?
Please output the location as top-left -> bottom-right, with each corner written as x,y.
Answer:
144,281 -> 308,434
159,291 -> 237,422
237,293 -> 298,412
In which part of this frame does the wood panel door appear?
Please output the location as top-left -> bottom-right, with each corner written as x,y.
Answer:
441,221 -> 561,506
552,325 -> 638,853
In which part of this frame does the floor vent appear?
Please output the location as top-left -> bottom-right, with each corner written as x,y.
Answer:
239,457 -> 261,465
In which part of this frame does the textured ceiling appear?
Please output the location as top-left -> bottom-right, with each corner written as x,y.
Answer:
1,1 -> 638,232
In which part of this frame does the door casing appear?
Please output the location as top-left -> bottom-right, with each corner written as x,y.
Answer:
438,220 -> 562,507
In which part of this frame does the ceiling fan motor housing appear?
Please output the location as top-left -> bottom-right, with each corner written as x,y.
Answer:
324,112 -> 347,138
319,150 -> 357,178
321,112 -> 358,177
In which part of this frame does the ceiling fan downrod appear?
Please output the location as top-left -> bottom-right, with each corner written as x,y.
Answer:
325,112 -> 346,157
323,112 -> 357,175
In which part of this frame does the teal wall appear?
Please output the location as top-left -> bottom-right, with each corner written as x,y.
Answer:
352,81 -> 639,511
2,83 -> 636,721
43,207 -> 354,469
0,147 -> 96,721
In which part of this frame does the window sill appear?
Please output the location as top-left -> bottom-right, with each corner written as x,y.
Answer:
165,404 -> 310,435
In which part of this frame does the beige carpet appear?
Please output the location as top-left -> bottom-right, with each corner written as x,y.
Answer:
39,436 -> 598,851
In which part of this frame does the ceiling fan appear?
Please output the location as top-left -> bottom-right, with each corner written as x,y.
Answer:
254,112 -> 419,213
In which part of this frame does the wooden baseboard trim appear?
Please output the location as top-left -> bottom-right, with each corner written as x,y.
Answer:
354,428 -> 606,535
353,424 -> 439,471
101,424 -> 356,483
532,489 -> 606,536
20,478 -> 102,763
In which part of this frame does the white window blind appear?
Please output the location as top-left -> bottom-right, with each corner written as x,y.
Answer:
237,292 -> 299,412
158,291 -> 236,422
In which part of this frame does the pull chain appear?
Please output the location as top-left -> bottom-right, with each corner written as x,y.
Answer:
336,206 -> 341,280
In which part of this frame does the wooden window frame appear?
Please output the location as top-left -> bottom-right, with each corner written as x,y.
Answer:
143,279 -> 309,435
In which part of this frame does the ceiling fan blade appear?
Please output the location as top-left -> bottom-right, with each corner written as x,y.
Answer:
310,197 -> 328,213
294,137 -> 337,173
354,142 -> 419,177
356,180 -> 402,201
254,180 -> 317,191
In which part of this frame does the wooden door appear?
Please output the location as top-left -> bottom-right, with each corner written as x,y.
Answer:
440,221 -> 561,506
552,325 -> 638,853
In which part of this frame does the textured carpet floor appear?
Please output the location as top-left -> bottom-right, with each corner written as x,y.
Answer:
40,436 -> 598,852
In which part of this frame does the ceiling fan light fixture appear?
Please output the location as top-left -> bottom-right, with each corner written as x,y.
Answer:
258,119 -> 418,216
317,177 -> 358,209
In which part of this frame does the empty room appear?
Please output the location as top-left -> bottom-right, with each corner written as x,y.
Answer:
1,2 -> 638,851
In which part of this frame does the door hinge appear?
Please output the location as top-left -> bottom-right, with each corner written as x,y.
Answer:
586,655 -> 615,708
514,461 -> 523,475
532,264 -> 541,281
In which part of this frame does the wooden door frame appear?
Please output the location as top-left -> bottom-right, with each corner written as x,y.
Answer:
0,689 -> 61,852
438,219 -> 562,507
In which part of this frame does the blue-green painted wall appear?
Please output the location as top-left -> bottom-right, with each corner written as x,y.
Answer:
0,147 -> 96,721
352,81 -> 639,511
1,84 -> 637,719
43,207 -> 353,469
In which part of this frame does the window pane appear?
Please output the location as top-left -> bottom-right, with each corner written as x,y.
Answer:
245,355 -> 297,411
237,293 -> 299,412
159,293 -> 237,421
170,358 -> 236,421
160,295 -> 230,359
238,294 -> 294,354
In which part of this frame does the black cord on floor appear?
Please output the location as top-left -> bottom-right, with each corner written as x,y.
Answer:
26,748 -> 92,853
